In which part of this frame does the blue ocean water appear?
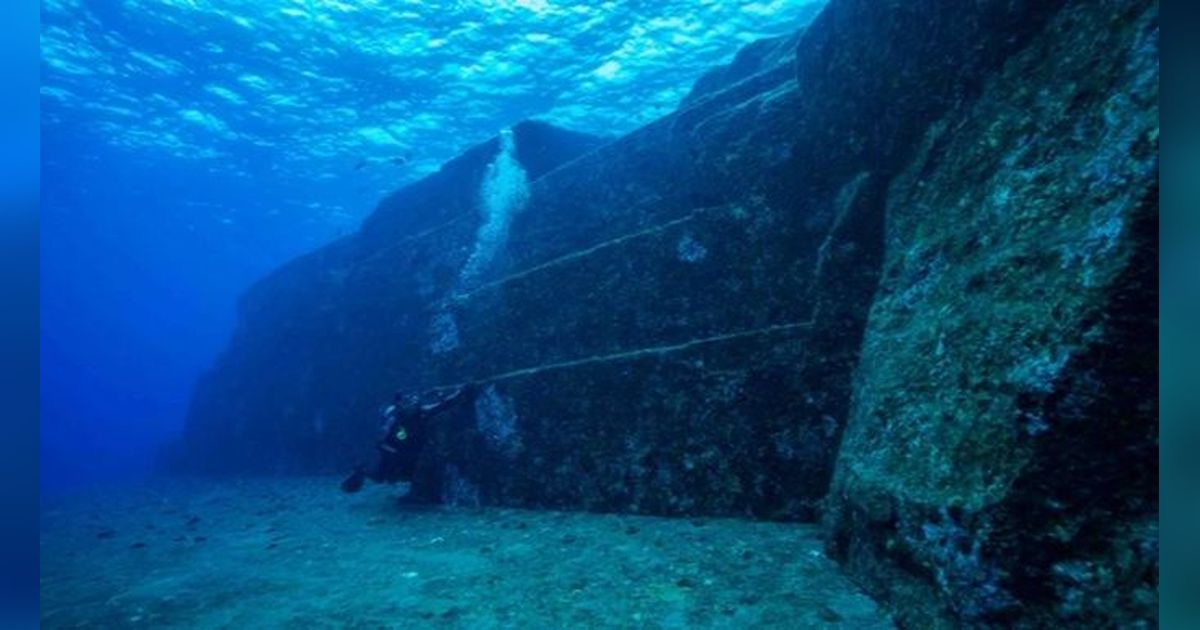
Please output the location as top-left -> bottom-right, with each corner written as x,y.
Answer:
40,0 -> 821,493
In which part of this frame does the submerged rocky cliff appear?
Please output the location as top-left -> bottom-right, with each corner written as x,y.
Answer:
175,0 -> 1158,626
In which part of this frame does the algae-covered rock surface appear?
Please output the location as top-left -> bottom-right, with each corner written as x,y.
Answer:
175,0 -> 1067,520
40,479 -> 893,629
824,0 -> 1158,627
168,0 -> 1158,626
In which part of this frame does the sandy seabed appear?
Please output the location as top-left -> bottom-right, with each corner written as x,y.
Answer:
40,478 -> 892,629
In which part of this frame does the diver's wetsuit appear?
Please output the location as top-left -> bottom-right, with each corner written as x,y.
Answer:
370,402 -> 430,484
341,385 -> 475,493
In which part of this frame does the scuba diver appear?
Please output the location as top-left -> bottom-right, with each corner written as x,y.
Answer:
340,383 -> 478,494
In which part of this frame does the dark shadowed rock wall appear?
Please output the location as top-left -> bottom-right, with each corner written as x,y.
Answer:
179,120 -> 609,475
823,0 -> 1158,627
360,0 -> 1070,521
679,2 -> 822,108
176,0 -> 1157,626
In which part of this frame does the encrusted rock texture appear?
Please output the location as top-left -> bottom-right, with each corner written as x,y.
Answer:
177,120 -> 609,476
823,0 -> 1158,627
175,0 -> 1157,626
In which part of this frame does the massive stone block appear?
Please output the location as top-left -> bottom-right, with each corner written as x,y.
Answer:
179,121 -> 609,474
405,0 -> 1078,521
823,0 -> 1158,627
174,0 -> 1157,625
179,1 -> 897,521
181,0 -> 1071,510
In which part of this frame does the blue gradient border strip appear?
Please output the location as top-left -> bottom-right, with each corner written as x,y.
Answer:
0,0 -> 41,626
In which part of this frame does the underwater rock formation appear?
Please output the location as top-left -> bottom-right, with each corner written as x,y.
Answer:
679,2 -> 823,107
180,120 -> 609,476
822,0 -> 1159,627
176,0 -> 1157,626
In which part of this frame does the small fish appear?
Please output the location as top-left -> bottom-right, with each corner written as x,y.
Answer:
354,154 -> 410,171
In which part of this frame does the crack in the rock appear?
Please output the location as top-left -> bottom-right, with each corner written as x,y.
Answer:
428,319 -> 813,393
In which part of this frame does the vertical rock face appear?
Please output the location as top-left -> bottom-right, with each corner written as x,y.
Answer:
823,0 -> 1158,628
176,0 -> 1157,625
679,2 -> 823,108
179,121 -> 609,475
400,0 -> 1077,522
382,50 -> 887,519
